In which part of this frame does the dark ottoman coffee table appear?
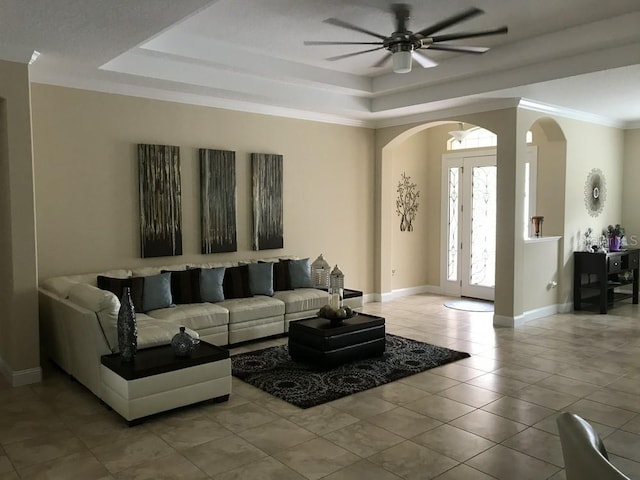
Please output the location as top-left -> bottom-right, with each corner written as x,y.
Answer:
288,313 -> 385,367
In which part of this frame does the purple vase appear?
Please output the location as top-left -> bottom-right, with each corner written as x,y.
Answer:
608,236 -> 621,252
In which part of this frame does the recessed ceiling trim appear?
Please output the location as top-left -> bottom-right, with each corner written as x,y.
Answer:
140,31 -> 373,95
102,50 -> 372,115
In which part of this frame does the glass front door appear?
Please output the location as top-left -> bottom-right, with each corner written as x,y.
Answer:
442,152 -> 496,301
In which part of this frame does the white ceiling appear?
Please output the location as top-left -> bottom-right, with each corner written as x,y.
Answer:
3,0 -> 640,128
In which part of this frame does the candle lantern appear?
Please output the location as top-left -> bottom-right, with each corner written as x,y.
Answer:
329,265 -> 344,306
311,254 -> 331,289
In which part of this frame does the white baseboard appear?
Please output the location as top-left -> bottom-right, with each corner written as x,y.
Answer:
375,284 -> 441,303
0,356 -> 42,387
495,303 -> 565,327
493,314 -> 526,327
522,304 -> 560,322
362,293 -> 377,304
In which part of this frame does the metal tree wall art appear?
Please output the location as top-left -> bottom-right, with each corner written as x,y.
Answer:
396,172 -> 420,231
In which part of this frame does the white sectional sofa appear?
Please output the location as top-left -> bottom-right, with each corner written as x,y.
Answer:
38,257 -> 358,401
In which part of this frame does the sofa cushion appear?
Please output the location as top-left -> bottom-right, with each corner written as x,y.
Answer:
146,303 -> 229,331
68,283 -> 121,351
218,296 -> 284,324
135,315 -> 199,350
68,269 -> 131,287
141,272 -> 173,312
288,258 -> 313,288
223,265 -> 252,299
162,268 -> 201,304
200,267 -> 226,303
248,262 -> 274,296
273,288 -> 331,314
69,283 -> 120,313
273,259 -> 292,291
41,277 -> 79,298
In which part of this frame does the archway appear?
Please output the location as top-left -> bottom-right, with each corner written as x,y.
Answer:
522,116 -> 568,314
379,120 -> 499,301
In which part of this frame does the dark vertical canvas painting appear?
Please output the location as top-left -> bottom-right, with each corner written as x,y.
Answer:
251,153 -> 283,250
200,148 -> 237,253
138,144 -> 182,258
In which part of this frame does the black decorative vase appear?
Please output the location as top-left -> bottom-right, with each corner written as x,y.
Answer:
118,287 -> 137,362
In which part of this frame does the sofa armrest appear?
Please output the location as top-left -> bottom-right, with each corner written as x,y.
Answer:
39,288 -> 112,398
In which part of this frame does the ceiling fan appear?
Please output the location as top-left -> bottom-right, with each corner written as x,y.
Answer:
304,4 -> 508,73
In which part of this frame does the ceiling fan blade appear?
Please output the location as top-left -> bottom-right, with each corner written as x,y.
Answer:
325,46 -> 386,62
372,52 -> 392,68
304,40 -> 384,46
415,7 -> 484,38
411,50 -> 438,68
425,44 -> 489,54
431,26 -> 508,43
323,18 -> 387,40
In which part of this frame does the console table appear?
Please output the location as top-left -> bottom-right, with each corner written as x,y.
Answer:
573,249 -> 639,313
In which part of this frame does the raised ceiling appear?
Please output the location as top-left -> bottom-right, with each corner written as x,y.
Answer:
2,0 -> 640,127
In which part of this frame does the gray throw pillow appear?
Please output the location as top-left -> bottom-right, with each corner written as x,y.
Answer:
289,258 -> 313,288
200,267 -> 226,303
141,272 -> 173,312
248,262 -> 274,296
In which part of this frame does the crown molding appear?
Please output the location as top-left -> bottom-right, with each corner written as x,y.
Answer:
518,99 -> 625,129
31,77 -> 374,128
372,98 -> 521,129
625,120 -> 640,130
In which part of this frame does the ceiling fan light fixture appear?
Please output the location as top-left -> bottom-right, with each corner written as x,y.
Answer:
392,50 -> 412,73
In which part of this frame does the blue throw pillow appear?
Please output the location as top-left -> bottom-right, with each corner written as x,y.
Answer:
248,262 -> 274,296
200,267 -> 226,303
289,258 -> 313,288
141,272 -> 173,312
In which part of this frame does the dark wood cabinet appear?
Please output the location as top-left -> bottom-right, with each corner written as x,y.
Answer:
573,249 -> 639,313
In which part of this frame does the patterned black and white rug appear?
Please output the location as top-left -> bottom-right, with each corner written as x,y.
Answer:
231,334 -> 470,409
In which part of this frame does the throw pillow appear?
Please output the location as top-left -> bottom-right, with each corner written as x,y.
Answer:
96,275 -> 144,313
200,267 -> 226,303
141,272 -> 173,312
223,264 -> 252,299
248,262 -> 274,296
162,268 -> 201,304
289,258 -> 313,288
273,259 -> 292,291
97,275 -> 130,299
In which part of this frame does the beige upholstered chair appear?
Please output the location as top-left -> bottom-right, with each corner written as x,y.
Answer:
557,412 -> 630,480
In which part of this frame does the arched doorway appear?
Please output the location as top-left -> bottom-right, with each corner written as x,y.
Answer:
379,120 -> 499,301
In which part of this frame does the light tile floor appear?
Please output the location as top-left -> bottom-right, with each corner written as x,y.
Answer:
2,294 -> 640,479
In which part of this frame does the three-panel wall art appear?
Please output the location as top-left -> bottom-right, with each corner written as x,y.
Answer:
138,143 -> 283,258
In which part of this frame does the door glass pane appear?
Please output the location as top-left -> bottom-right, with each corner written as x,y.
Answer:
447,167 -> 459,281
470,165 -> 496,287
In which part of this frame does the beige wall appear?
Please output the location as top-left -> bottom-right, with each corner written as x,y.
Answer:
623,128 -> 640,247
389,128 -> 433,290
522,239 -> 561,311
519,110 -> 625,308
31,85 -> 376,292
0,60 -> 40,381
